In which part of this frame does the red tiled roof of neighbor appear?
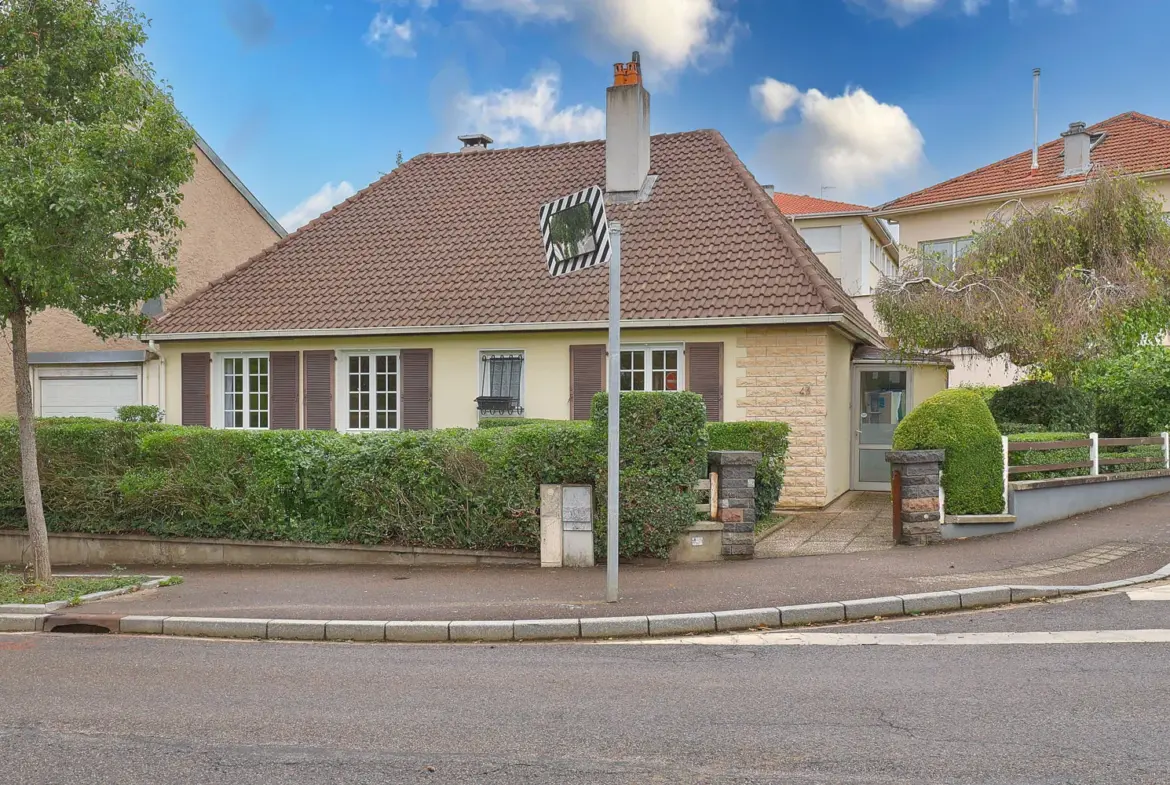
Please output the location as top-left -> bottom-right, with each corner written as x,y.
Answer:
880,112 -> 1170,212
772,192 -> 870,216
152,130 -> 882,344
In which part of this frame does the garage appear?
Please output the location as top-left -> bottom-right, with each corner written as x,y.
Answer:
29,351 -> 146,420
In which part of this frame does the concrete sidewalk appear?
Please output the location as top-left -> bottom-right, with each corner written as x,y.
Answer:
80,493 -> 1170,622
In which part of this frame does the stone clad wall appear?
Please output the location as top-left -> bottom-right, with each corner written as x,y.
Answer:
736,326 -> 829,508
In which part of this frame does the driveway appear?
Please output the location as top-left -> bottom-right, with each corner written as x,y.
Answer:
756,490 -> 893,557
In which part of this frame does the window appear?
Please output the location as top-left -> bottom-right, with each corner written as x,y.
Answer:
918,236 -> 974,269
345,353 -> 398,430
799,226 -> 842,254
222,355 -> 268,429
620,346 -> 681,392
476,352 -> 525,416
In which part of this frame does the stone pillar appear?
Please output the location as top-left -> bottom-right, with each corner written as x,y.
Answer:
884,450 -> 944,546
709,450 -> 762,559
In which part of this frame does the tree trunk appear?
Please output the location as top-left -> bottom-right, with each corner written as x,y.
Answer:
9,304 -> 51,583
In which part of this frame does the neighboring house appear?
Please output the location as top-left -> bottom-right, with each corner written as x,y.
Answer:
147,56 -> 946,508
876,111 -> 1170,387
4,130 -> 285,419
771,192 -> 899,330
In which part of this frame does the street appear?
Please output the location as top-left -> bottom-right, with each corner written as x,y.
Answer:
3,587 -> 1169,784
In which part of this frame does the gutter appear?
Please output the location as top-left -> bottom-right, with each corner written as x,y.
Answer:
145,313 -> 868,343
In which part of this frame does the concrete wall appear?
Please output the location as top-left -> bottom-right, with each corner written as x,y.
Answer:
825,329 -> 853,502
793,215 -> 883,297
0,147 -> 281,414
1008,472 -> 1170,530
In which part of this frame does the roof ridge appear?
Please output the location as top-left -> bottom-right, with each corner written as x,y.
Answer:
708,130 -> 883,345
154,154 -> 425,327
425,129 -> 712,158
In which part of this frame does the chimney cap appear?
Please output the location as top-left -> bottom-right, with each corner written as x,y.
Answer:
1061,121 -> 1087,136
458,133 -> 493,150
613,51 -> 642,87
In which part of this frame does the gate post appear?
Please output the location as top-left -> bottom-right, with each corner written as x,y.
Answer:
884,450 -> 944,546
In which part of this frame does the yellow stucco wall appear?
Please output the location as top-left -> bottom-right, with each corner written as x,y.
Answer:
0,146 -> 281,414
824,329 -> 853,503
910,364 -> 948,408
158,326 -> 753,429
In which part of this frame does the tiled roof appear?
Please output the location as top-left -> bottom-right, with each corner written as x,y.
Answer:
772,192 -> 870,216
153,130 -> 881,344
880,112 -> 1170,212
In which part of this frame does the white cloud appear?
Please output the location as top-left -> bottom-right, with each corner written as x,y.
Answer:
751,78 -> 801,123
854,0 -> 1071,24
279,181 -> 356,232
460,0 -> 738,81
754,83 -> 925,202
453,69 -> 604,146
365,11 -> 415,57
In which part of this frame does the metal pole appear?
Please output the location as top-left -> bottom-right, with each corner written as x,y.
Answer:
606,224 -> 622,603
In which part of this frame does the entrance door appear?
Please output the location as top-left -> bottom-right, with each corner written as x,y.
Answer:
852,367 -> 909,491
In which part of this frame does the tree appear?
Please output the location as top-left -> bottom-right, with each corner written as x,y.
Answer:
875,172 -> 1170,384
0,0 -> 195,581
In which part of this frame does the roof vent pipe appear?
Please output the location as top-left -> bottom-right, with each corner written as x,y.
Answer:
1031,68 -> 1040,170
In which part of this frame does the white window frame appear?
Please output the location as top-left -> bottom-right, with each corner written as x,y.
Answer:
799,226 -> 842,254
918,236 -> 974,269
617,344 -> 685,392
476,350 -> 526,418
335,349 -> 401,433
212,352 -> 270,430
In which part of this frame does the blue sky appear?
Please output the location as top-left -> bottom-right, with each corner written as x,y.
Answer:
134,0 -> 1170,230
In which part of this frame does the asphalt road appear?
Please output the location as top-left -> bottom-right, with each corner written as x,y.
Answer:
3,590 -> 1170,784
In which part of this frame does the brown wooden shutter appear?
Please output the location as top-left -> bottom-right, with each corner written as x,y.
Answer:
686,342 -> 723,422
569,344 -> 606,421
269,351 -> 300,430
400,348 -> 433,430
303,350 -> 335,430
180,352 -> 211,427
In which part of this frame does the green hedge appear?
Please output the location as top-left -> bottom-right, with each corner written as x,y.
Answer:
997,422 -> 1047,435
989,381 -> 1095,432
706,421 -> 790,517
476,417 -> 563,429
591,392 -> 708,558
116,405 -> 163,423
1080,347 -> 1170,438
892,389 -> 1003,515
0,393 -> 713,559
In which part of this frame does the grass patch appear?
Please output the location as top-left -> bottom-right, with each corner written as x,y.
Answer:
0,572 -> 147,605
754,512 -> 791,538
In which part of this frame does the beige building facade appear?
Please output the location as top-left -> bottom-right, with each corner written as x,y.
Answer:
4,135 -> 284,419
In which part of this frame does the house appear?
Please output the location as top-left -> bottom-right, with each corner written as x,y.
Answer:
147,55 -> 947,508
770,192 -> 899,331
5,129 -> 285,420
876,111 -> 1170,387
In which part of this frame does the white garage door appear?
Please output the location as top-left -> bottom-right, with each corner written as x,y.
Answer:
39,376 -> 140,419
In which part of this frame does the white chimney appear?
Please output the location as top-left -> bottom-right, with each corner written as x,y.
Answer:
458,133 -> 493,151
1031,68 -> 1040,170
1061,121 -> 1091,177
605,52 -> 650,194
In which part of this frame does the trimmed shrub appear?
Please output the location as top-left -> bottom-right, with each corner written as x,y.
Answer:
116,405 -> 163,423
476,417 -> 563,429
0,393 -> 707,558
989,381 -> 1095,432
591,392 -> 709,558
958,384 -> 998,404
1080,347 -> 1170,438
892,389 -> 1003,515
706,421 -> 790,517
997,422 -> 1047,435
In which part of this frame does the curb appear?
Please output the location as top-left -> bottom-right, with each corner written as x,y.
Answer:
0,575 -> 174,616
4,564 -> 1168,641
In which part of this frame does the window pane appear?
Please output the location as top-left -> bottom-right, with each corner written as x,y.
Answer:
620,351 -> 634,371
620,371 -> 634,392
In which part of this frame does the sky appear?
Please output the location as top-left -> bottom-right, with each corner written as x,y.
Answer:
133,0 -> 1170,231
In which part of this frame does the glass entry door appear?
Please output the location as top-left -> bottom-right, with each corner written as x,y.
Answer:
853,367 -> 909,491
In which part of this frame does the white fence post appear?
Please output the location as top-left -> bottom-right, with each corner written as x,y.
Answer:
1090,432 -> 1099,476
1162,432 -> 1169,470
1001,435 -> 1009,515
938,469 -> 945,519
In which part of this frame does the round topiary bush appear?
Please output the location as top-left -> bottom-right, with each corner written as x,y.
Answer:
893,388 -> 1004,515
988,381 -> 1095,432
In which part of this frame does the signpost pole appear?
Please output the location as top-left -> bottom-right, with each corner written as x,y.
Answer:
606,223 -> 621,603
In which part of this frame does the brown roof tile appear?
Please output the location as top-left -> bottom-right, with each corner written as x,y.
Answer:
773,192 -> 870,216
880,112 -> 1170,212
154,130 -> 881,344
